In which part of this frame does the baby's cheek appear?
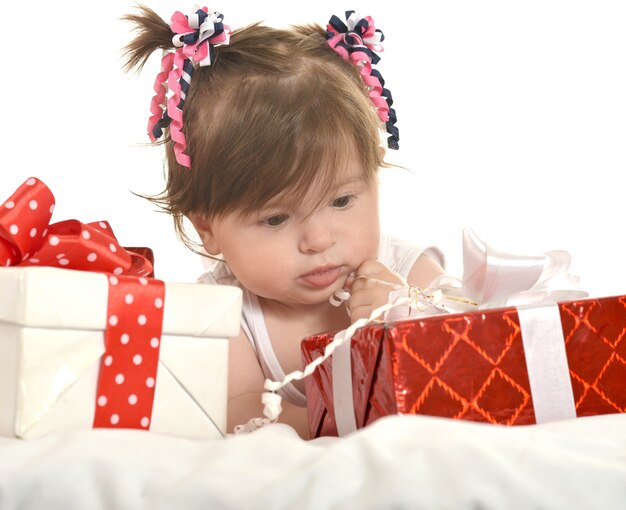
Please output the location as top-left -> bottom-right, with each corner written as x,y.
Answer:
361,226 -> 381,259
236,273 -> 278,300
361,216 -> 380,256
241,254 -> 295,293
349,237 -> 379,270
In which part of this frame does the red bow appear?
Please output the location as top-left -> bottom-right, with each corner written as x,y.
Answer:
0,177 -> 152,277
1,177 -> 165,431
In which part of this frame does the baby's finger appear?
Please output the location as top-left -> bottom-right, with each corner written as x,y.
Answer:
355,259 -> 388,279
348,302 -> 389,323
348,286 -> 390,315
343,271 -> 357,290
355,260 -> 408,288
347,289 -> 374,311
349,275 -> 371,293
347,303 -> 374,323
350,275 -> 390,293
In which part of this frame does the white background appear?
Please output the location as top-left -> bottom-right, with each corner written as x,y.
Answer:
1,1 -> 624,297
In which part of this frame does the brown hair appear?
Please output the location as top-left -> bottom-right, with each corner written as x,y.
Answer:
123,5 -> 386,250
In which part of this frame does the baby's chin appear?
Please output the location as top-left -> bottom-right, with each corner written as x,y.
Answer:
256,288 -> 342,309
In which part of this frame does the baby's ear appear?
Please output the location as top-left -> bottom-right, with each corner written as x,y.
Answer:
187,213 -> 221,255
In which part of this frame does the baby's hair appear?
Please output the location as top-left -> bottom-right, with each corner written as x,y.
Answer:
123,5 -> 388,252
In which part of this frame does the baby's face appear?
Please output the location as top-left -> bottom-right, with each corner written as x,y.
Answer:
206,172 -> 380,308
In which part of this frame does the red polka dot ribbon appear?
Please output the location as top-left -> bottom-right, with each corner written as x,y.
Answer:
1,177 -> 166,431
93,275 -> 165,430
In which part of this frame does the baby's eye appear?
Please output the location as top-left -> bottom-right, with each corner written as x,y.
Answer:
332,194 -> 354,208
261,214 -> 288,227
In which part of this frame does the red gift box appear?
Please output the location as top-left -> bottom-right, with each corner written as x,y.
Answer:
302,296 -> 626,438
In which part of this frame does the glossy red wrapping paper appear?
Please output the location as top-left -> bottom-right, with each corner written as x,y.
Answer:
302,296 -> 626,438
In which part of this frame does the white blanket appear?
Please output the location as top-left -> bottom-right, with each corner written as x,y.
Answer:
1,414 -> 625,509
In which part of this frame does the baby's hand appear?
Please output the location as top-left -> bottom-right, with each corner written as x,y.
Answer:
346,260 -> 407,323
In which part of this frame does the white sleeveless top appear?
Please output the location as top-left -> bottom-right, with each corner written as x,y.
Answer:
198,235 -> 445,407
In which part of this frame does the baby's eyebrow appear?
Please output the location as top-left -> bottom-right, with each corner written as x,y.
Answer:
256,176 -> 366,216
252,201 -> 295,219
326,176 -> 367,194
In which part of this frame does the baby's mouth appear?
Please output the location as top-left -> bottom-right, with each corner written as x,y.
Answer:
300,265 -> 343,289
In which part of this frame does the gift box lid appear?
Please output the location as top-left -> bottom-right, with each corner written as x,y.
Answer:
0,267 -> 241,337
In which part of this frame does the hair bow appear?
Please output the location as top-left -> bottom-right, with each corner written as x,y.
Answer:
147,7 -> 231,168
326,12 -> 384,64
170,8 -> 230,66
326,11 -> 399,150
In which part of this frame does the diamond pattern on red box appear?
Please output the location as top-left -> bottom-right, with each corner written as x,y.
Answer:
388,310 -> 533,425
302,296 -> 626,438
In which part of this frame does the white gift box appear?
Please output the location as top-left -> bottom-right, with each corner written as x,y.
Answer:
0,266 -> 241,439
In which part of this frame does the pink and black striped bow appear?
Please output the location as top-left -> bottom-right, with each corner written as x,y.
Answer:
147,7 -> 231,168
326,11 -> 399,150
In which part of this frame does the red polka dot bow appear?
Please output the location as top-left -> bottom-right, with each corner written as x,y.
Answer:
1,178 -> 165,431
0,177 -> 152,276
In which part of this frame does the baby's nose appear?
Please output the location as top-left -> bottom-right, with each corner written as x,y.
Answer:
298,218 -> 335,254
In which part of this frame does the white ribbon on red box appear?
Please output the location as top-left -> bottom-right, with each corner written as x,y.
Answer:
517,304 -> 577,423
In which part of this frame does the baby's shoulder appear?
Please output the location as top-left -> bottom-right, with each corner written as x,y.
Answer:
379,234 -> 445,273
197,260 -> 240,287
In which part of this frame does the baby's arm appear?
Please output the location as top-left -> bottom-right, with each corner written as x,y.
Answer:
347,254 -> 445,322
227,329 -> 310,439
406,253 -> 446,289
